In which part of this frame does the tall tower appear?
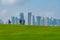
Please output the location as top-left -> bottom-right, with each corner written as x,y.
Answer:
15,17 -> 19,24
36,16 -> 41,25
28,12 -> 32,25
20,12 -> 25,24
11,16 -> 15,24
49,17 -> 53,26
40,17 -> 45,26
46,17 -> 50,26
32,15 -> 35,25
53,19 -> 57,26
20,13 -> 24,20
46,17 -> 53,26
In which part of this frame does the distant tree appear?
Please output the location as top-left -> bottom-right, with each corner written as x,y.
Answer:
19,19 -> 22,24
8,19 -> 11,24
19,19 -> 25,25
23,19 -> 25,25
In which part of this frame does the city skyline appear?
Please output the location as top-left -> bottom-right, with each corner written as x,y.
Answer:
0,12 -> 60,26
0,0 -> 60,23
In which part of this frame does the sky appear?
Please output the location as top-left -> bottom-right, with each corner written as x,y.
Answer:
0,0 -> 60,23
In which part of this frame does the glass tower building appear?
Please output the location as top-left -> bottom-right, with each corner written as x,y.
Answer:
47,17 -> 50,26
28,12 -> 32,25
11,16 -> 15,24
20,12 -> 24,24
36,16 -> 41,25
20,13 -> 24,20
32,15 -> 35,25
15,17 -> 19,24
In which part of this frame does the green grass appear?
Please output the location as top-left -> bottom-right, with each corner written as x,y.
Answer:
0,24 -> 60,40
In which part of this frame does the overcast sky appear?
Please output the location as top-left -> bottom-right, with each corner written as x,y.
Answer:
0,0 -> 60,23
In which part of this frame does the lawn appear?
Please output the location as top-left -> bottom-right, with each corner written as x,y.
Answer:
0,24 -> 60,40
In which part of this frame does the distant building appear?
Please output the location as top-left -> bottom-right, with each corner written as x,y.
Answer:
28,12 -> 32,25
40,17 -> 43,26
40,17 -> 47,26
56,19 -> 60,26
46,17 -> 53,26
20,12 -> 25,24
36,16 -> 41,25
20,13 -> 24,20
15,17 -> 19,24
49,17 -> 53,26
58,19 -> 60,26
46,17 -> 50,26
51,19 -> 59,26
32,15 -> 35,25
42,17 -> 46,26
11,16 -> 15,24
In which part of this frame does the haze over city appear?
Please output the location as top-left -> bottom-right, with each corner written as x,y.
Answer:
0,0 -> 60,24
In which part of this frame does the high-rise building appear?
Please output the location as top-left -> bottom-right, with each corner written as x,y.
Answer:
20,13 -> 24,20
46,17 -> 50,26
58,19 -> 60,26
40,17 -> 44,26
47,17 -> 53,26
50,17 -> 53,26
32,15 -> 35,25
36,16 -> 41,25
28,12 -> 32,25
56,19 -> 60,26
11,16 -> 15,24
47,18 -> 50,26
42,17 -> 46,26
53,19 -> 57,26
40,17 -> 43,26
43,17 -> 49,26
15,17 -> 19,24
20,12 -> 25,24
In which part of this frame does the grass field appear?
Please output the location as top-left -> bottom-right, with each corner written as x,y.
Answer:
0,24 -> 60,40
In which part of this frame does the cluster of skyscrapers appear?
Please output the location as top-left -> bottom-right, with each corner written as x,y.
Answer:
10,12 -> 25,24
28,12 -> 60,26
0,12 -> 60,26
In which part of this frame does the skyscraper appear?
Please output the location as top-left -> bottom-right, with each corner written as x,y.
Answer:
41,17 -> 47,26
53,19 -> 57,26
40,17 -> 43,26
11,16 -> 15,24
20,12 -> 25,24
20,13 -> 24,20
56,19 -> 60,26
46,17 -> 50,26
32,15 -> 35,25
49,17 -> 53,26
15,17 -> 19,24
28,12 -> 32,25
36,16 -> 41,25
58,19 -> 60,26
47,17 -> 53,26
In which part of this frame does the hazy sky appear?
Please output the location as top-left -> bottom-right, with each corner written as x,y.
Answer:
0,0 -> 60,23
